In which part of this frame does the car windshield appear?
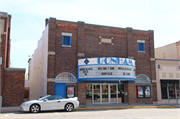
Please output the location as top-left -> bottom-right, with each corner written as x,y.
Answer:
38,95 -> 63,101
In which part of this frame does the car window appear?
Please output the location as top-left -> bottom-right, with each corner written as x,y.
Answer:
46,96 -> 56,100
46,95 -> 63,100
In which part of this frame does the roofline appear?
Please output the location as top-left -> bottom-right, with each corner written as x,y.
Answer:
155,41 -> 180,50
48,17 -> 153,32
4,68 -> 26,72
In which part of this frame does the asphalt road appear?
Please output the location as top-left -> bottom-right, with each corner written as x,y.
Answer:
1,108 -> 180,119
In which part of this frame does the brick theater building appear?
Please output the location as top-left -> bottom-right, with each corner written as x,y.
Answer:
0,12 -> 26,107
29,17 -> 156,105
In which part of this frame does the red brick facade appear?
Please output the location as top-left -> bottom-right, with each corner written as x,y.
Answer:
0,12 -> 26,107
46,18 -> 156,105
3,69 -> 25,106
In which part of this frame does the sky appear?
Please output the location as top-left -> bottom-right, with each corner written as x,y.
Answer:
0,0 -> 179,74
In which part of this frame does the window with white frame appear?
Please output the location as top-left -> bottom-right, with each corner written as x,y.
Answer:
135,74 -> 151,83
55,72 -> 76,83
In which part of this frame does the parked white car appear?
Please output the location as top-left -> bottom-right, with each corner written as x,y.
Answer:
20,95 -> 79,113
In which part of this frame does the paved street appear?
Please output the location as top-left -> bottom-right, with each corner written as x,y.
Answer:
1,108 -> 180,119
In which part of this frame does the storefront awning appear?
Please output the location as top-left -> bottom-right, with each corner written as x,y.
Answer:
160,79 -> 179,83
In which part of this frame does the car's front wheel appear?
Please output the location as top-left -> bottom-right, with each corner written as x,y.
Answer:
65,103 -> 74,112
30,104 -> 40,113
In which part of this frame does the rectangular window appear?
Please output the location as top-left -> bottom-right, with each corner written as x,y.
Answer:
138,42 -> 145,52
62,35 -> 71,46
158,65 -> 160,69
161,82 -> 168,99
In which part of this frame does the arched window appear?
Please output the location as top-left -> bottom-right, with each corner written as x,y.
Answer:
55,72 -> 76,83
135,74 -> 151,83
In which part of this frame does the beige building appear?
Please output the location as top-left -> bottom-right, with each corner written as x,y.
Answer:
155,41 -> 180,104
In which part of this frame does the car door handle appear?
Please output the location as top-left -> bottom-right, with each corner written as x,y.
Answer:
57,101 -> 61,102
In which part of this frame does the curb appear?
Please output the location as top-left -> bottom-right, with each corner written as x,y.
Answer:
0,109 -> 20,113
74,106 -> 176,111
0,106 -> 176,113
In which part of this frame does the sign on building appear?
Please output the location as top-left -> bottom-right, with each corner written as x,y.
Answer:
78,57 -> 136,80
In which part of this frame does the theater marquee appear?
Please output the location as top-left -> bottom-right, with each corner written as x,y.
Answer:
78,57 -> 136,80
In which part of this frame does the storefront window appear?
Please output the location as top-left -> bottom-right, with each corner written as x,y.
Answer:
177,84 -> 179,99
86,84 -> 92,104
161,83 -> 168,99
161,81 -> 180,100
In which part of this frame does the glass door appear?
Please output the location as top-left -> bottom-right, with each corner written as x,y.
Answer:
118,84 -> 124,103
92,84 -> 124,104
102,84 -> 108,103
110,85 -> 117,103
93,84 -> 100,103
169,83 -> 176,99
86,84 -> 92,104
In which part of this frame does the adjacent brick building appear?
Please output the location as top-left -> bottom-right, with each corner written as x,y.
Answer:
0,12 -> 26,107
29,17 -> 156,105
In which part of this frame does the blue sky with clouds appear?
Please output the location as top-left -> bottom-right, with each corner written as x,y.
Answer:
0,0 -> 179,74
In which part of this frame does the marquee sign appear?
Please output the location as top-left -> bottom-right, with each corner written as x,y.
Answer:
78,57 -> 136,80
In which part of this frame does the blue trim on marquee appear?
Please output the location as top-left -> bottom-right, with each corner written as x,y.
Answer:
54,72 -> 77,83
135,74 -> 151,84
78,77 -> 136,80
78,64 -> 136,67
77,80 -> 136,84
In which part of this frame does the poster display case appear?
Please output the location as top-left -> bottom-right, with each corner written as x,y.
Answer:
66,86 -> 75,98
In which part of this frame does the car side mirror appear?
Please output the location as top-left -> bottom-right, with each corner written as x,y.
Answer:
44,99 -> 48,102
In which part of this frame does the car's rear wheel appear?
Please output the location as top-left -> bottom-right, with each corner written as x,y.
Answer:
65,103 -> 74,112
30,104 -> 40,113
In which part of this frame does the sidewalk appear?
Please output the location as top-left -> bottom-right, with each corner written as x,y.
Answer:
0,103 -> 179,113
